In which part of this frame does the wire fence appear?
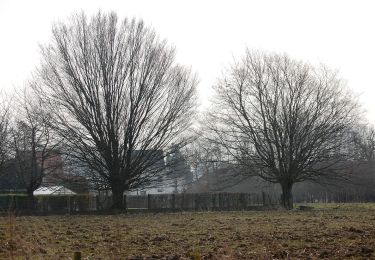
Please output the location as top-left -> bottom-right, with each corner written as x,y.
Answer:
2,190 -> 374,215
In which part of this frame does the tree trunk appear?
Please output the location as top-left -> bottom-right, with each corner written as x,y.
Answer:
111,185 -> 125,210
280,182 -> 293,210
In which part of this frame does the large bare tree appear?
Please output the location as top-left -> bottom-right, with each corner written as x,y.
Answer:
209,50 -> 359,209
35,12 -> 197,209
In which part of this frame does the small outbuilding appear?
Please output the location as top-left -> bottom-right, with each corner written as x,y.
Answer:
34,186 -> 76,196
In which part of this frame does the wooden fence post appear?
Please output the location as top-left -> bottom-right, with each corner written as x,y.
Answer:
262,192 -> 266,206
148,194 -> 151,210
67,196 -> 71,215
171,193 -> 176,211
240,193 -> 245,210
123,194 -> 127,211
41,197 -> 46,215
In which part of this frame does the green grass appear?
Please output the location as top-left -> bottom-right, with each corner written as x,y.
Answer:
297,202 -> 375,210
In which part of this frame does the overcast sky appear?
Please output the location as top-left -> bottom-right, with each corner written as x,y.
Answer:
1,0 -> 374,121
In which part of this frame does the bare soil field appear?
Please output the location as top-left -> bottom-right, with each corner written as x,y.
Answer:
1,203 -> 375,259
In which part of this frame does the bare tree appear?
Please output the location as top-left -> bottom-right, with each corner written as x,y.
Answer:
209,50 -> 359,209
11,88 -> 61,208
351,124 -> 375,188
165,144 -> 192,193
34,12 -> 197,209
185,136 -> 228,179
352,125 -> 375,162
0,95 -> 11,175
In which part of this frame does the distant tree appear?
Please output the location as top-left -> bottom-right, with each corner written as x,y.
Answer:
11,89 -> 61,208
353,125 -> 375,162
185,139 -> 210,181
35,11 -> 197,209
0,95 -> 11,175
185,137 -> 227,180
209,50 -> 359,209
351,124 -> 375,190
166,144 -> 192,193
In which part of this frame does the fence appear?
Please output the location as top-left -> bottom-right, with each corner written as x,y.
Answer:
128,192 -> 276,211
294,191 -> 375,203
0,194 -> 96,214
0,192 -> 279,214
5,190 -> 375,215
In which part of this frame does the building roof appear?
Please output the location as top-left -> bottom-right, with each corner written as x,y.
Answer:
34,186 -> 76,196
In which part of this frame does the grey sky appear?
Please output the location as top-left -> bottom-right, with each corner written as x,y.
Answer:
1,0 -> 374,121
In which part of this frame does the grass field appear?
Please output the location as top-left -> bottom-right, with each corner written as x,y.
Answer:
1,203 -> 375,259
